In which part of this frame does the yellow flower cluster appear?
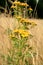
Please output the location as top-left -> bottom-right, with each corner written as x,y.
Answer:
20,3 -> 29,7
28,8 -> 33,11
13,1 -> 20,5
11,5 -> 16,9
19,18 -> 37,26
20,18 -> 31,23
13,1 -> 29,7
13,29 -> 30,37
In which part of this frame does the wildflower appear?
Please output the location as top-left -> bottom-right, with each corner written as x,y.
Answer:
13,29 -> 24,34
20,3 -> 29,7
20,18 -> 37,26
20,30 -> 30,37
13,29 -> 31,38
13,1 -> 20,5
28,7 -> 33,11
13,1 -> 29,7
18,29 -> 25,34
20,18 -> 31,23
11,5 -> 16,9
21,33 -> 28,37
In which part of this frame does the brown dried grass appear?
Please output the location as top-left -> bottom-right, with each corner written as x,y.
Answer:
0,14 -> 43,65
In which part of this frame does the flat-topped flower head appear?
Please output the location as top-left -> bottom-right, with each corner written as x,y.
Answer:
13,1 -> 21,5
11,5 -> 16,9
21,32 -> 29,37
20,18 -> 32,23
20,3 -> 29,7
28,7 -> 33,11
20,30 -> 30,37
13,29 -> 24,33
13,29 -> 31,38
19,29 -> 31,38
20,18 -> 37,26
13,1 -> 29,7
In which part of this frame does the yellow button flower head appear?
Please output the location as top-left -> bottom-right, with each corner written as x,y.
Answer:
13,29 -> 31,38
11,5 -> 16,9
20,18 -> 32,23
13,29 -> 24,34
18,29 -> 24,34
21,30 -> 30,37
13,1 -> 20,5
21,33 -> 28,37
20,3 -> 29,7
28,7 -> 33,11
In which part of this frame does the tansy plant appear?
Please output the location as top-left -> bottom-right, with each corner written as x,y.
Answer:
1,1 -> 37,65
7,1 -> 36,65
